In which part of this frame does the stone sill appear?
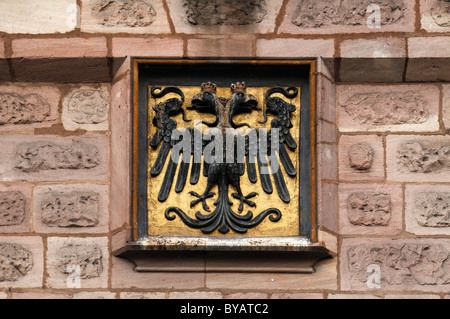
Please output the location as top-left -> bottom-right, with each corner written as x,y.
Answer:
113,237 -> 333,274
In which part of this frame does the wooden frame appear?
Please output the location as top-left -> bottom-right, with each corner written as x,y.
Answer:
131,59 -> 318,243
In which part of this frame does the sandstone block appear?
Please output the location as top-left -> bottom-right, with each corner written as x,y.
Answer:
317,182 -> 338,233
384,294 -> 441,299
120,292 -> 166,299
170,291 -> 223,299
0,184 -> 31,233
187,37 -> 253,58
339,183 -> 403,235
0,236 -> 43,288
206,258 -> 337,291
444,84 -> 450,131
112,257 -> 205,289
386,135 -> 450,182
318,143 -> 338,181
81,0 -> 171,34
12,292 -> 72,299
256,39 -> 335,58
0,135 -> 108,182
111,70 -> 132,231
72,292 -> 116,299
47,237 -> 108,289
0,0 -> 77,34
317,75 -> 336,124
339,135 -> 385,181
112,38 -> 184,58
406,37 -> 450,82
62,85 -> 110,131
0,61 -> 10,82
420,0 -> 450,32
337,85 -> 440,132
278,0 -> 415,34
0,84 -> 60,131
405,184 -> 450,236
0,39 -> 4,59
341,238 -> 450,292
271,293 -> 323,299
12,38 -> 107,59
166,0 -> 283,34
33,184 -> 109,234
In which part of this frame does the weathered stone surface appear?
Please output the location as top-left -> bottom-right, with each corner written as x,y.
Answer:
342,92 -> 428,125
0,93 -> 49,125
15,141 -> 100,173
167,0 -> 283,33
0,243 -> 32,282
0,135 -> 108,182
120,292 -> 166,299
339,135 -> 384,181
188,37 -> 253,58
387,136 -> 450,182
397,141 -> 450,174
338,85 -> 440,132
0,192 -> 25,226
339,184 -> 402,235
184,0 -> 267,25
62,85 -> 109,131
279,0 -> 415,34
33,184 -> 108,234
348,143 -> 374,171
414,193 -> 450,228
57,244 -> 103,279
421,0 -> 450,32
406,184 -> 450,236
92,0 -> 156,27
291,0 -> 405,28
256,39 -> 335,58
72,291 -> 116,299
347,192 -> 391,226
0,85 -> 60,131
341,238 -> 450,291
81,0 -> 170,33
0,237 -> 43,288
40,192 -> 99,228
0,0 -> 77,34
47,237 -> 108,288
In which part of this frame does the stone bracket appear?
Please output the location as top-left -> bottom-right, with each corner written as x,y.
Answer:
113,240 -> 332,274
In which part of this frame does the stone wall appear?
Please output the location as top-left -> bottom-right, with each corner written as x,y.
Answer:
0,0 -> 449,299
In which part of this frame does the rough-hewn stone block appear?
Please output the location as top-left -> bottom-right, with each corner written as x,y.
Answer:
0,135 -> 108,182
421,0 -> 450,32
278,0 -> 415,34
46,237 -> 108,289
62,85 -> 109,131
81,0 -> 171,34
0,236 -> 43,288
0,184 -> 31,233
339,184 -> 403,235
0,0 -> 77,34
406,184 -> 450,236
339,135 -> 385,181
444,84 -> 450,131
0,84 -> 60,131
386,135 -> 450,182
166,0 -> 283,34
341,238 -> 450,292
33,184 -> 109,234
338,85 -> 440,132
256,39 -> 335,58
112,38 -> 184,58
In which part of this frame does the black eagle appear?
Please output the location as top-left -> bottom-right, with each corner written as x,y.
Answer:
149,82 -> 298,234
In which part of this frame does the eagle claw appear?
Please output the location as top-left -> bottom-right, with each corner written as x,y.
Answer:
190,191 -> 215,212
232,192 -> 257,212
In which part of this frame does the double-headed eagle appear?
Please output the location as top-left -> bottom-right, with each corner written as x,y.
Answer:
150,82 -> 298,234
